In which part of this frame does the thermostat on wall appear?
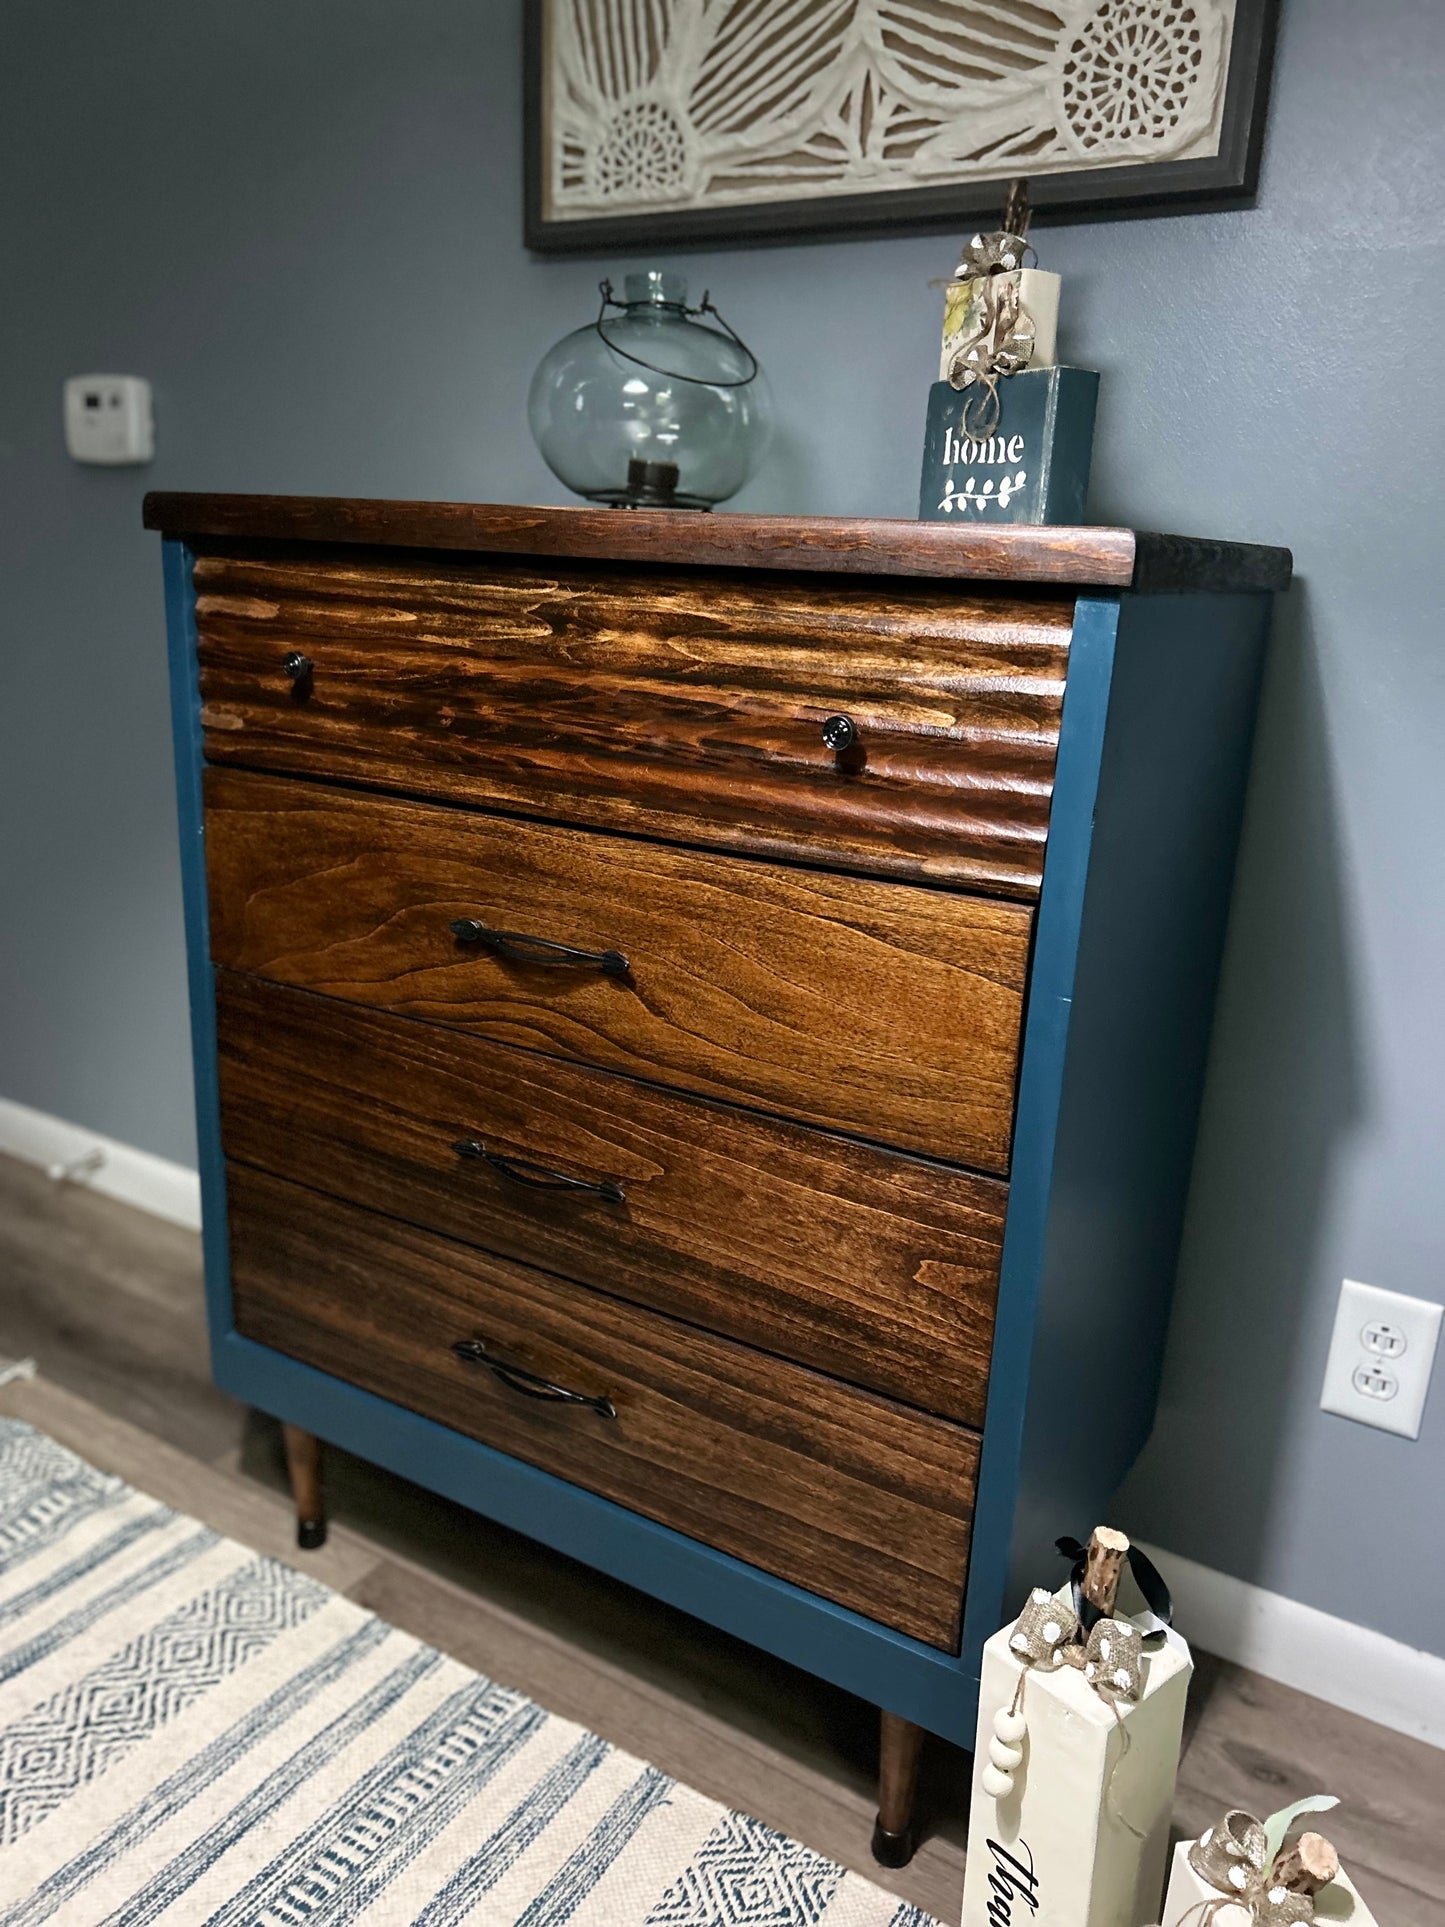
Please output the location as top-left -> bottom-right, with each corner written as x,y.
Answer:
63,375 -> 154,465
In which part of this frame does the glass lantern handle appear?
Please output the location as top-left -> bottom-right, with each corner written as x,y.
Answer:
594,280 -> 760,389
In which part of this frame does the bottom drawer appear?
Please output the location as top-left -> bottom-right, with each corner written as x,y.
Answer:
227,1165 -> 979,1649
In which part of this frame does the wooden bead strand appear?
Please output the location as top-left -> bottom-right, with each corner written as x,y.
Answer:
984,1581 -> 1065,1799
983,1527 -> 1129,1804
981,1672 -> 1029,1798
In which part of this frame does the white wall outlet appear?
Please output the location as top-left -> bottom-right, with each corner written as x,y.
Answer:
63,375 -> 154,464
1320,1278 -> 1442,1439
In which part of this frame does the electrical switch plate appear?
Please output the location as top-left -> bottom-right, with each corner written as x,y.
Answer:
63,375 -> 153,464
1320,1278 -> 1442,1439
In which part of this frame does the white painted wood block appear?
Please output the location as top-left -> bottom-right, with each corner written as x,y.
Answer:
940,269 -> 1060,383
1159,1840 -> 1381,1927
961,1602 -> 1192,1927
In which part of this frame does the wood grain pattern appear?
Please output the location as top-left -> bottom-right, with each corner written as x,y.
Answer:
227,1164 -> 980,1648
142,494 -> 1293,594
0,1371 -> 381,1597
0,1154 -> 242,1468
215,972 -> 1006,1425
876,1711 -> 925,1837
204,770 -> 1032,1172
1176,1654 -> 1445,1922
280,1421 -> 324,1541
192,549 -> 1072,896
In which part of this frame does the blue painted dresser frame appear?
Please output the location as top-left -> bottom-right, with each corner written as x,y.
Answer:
162,534 -> 1274,1746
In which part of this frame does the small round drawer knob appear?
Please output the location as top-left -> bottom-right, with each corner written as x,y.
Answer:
282,651 -> 313,680
821,713 -> 857,753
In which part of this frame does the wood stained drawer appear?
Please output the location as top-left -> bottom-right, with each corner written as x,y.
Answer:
216,972 -> 1007,1426
193,547 -> 1073,897
204,769 -> 1032,1172
227,1164 -> 980,1648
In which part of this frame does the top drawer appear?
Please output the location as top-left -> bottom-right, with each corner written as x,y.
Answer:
193,547 -> 1073,899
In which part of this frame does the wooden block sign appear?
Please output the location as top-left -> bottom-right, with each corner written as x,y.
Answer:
1160,1840 -> 1381,1927
961,1598 -> 1192,1927
919,366 -> 1098,526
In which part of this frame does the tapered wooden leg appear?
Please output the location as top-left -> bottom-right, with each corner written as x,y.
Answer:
280,1423 -> 327,1550
871,1708 -> 925,1868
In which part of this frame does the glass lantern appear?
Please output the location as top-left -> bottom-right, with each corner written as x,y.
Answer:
528,271 -> 771,509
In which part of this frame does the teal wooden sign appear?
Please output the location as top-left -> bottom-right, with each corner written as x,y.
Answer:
918,366 -> 1099,525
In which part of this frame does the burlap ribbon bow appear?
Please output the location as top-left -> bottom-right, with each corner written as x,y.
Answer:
1008,1588 -> 1147,1705
1008,1586 -> 1077,1666
945,228 -> 1037,441
1185,1812 -> 1317,1924
1001,1587 -> 1151,1837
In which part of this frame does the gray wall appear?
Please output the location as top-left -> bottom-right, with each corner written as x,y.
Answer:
2,0 -> 1441,1653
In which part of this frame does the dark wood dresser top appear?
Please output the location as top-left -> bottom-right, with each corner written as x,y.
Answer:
143,494 -> 1292,596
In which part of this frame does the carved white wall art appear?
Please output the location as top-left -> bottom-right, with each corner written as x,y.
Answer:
525,0 -> 1278,247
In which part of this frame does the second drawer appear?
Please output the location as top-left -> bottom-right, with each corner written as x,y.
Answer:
216,972 -> 1007,1426
203,767 -> 1032,1171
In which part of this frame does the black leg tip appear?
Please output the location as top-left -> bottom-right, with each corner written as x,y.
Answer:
296,1518 -> 327,1551
870,1819 -> 917,1869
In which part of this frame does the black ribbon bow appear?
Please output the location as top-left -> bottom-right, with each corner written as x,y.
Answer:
1056,1536 -> 1174,1634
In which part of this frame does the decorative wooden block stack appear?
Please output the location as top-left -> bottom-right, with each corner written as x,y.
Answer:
962,1528 -> 1192,1927
1161,1844 -> 1379,1927
920,198 -> 1097,526
1161,1812 -> 1382,1927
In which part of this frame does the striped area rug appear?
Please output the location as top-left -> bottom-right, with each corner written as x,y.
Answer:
0,1419 -> 941,1926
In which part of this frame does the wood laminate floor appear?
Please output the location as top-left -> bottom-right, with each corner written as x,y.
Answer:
0,1152 -> 1439,1923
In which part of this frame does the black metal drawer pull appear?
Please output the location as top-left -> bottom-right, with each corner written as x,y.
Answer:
821,713 -> 858,753
448,919 -> 628,977
451,1336 -> 616,1419
452,1138 -> 625,1205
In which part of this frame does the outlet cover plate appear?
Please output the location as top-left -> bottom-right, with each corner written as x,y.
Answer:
1321,1279 -> 1442,1439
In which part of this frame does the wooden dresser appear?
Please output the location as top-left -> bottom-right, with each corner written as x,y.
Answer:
147,494 -> 1289,1862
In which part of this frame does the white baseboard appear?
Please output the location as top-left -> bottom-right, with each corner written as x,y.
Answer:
0,1096 -> 200,1232
1139,1540 -> 1445,1748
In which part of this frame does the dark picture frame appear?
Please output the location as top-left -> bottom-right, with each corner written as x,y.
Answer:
524,0 -> 1279,253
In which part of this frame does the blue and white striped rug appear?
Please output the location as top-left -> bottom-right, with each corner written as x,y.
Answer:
0,1420 -> 940,1926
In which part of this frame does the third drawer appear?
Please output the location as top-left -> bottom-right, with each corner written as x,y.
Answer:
216,971 -> 1007,1427
227,1161 -> 980,1649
